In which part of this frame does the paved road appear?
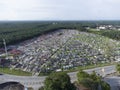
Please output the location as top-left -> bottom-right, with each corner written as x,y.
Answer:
0,65 -> 116,90
0,75 -> 46,90
104,76 -> 120,90
68,65 -> 116,83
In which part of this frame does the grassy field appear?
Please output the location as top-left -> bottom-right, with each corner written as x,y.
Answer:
39,62 -> 116,76
66,62 -> 115,72
88,29 -> 120,40
0,67 -> 32,76
76,62 -> 116,71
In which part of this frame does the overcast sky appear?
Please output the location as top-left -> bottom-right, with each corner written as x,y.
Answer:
0,0 -> 120,20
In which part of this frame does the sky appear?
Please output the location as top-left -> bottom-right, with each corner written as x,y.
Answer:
0,0 -> 120,20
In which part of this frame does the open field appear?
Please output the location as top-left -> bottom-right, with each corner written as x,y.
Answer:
88,29 -> 120,40
0,67 -> 32,76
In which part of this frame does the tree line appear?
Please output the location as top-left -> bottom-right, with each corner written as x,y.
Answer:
88,30 -> 120,40
0,21 -> 120,47
39,70 -> 110,90
0,21 -> 86,47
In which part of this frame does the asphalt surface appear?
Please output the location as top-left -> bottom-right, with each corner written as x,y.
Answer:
104,76 -> 120,90
0,75 -> 46,90
0,65 -> 116,90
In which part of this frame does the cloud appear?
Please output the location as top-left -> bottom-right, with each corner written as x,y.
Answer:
0,0 -> 120,20
0,0 -> 55,20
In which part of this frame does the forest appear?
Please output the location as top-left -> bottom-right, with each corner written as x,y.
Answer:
0,21 -> 120,47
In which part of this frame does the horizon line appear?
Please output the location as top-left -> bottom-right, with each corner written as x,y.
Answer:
1,20 -> 120,22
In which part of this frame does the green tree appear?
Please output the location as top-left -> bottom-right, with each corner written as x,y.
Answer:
100,81 -> 110,90
116,64 -> 120,73
39,87 -> 44,90
77,70 -> 89,82
44,72 -> 76,90
77,70 -> 110,90
89,71 -> 101,82
79,78 -> 97,90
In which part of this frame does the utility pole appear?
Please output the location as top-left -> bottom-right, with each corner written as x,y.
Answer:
3,39 -> 8,58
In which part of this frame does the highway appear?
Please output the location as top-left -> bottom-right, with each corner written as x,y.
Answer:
0,65 -> 116,90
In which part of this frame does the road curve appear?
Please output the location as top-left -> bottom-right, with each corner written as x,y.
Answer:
68,65 -> 116,82
0,65 -> 116,90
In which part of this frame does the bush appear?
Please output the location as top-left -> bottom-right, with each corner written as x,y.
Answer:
44,72 -> 76,90
77,70 -> 110,90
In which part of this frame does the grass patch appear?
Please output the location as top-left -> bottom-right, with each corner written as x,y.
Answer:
88,29 -> 120,40
64,62 -> 115,73
77,63 -> 115,70
39,62 -> 116,76
0,67 -> 32,76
